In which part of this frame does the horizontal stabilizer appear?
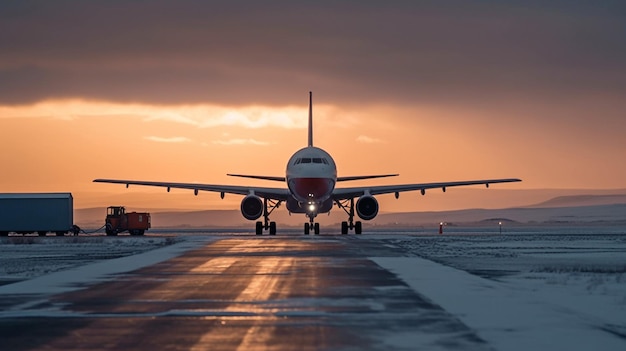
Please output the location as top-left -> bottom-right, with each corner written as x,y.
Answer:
337,174 -> 399,182
227,174 -> 286,182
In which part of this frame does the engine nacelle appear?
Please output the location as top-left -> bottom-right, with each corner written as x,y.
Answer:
356,195 -> 379,220
240,195 -> 263,220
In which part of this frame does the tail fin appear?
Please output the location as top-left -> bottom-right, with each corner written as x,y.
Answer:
308,91 -> 313,147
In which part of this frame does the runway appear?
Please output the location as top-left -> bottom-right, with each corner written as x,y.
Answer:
2,232 -> 625,350
0,237 -> 488,351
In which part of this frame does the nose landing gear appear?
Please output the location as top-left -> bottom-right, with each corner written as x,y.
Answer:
304,221 -> 320,235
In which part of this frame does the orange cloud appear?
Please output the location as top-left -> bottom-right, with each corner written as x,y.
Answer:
212,138 -> 272,146
356,135 -> 385,144
144,136 -> 192,143
0,99 -> 330,130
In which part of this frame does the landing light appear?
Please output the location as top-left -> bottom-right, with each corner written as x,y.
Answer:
308,204 -> 316,212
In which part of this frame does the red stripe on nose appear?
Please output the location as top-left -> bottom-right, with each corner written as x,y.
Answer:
292,178 -> 332,200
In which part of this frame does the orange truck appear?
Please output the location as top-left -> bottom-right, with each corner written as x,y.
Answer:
105,206 -> 151,236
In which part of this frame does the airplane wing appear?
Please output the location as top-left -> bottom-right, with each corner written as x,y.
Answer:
337,174 -> 399,181
93,179 -> 292,200
332,178 -> 522,200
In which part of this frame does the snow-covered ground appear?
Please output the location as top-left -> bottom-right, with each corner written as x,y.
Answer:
0,235 -> 215,297
0,236 -> 181,284
0,229 -> 625,350
375,232 -> 626,350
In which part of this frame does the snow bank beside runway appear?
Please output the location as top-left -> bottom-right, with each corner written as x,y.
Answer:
0,236 -> 178,281
373,257 -> 626,351
0,237 -> 212,295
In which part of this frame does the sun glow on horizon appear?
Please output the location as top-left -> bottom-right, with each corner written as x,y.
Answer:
1,98 -> 625,214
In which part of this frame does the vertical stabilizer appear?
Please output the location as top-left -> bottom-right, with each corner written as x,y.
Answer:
308,91 -> 313,147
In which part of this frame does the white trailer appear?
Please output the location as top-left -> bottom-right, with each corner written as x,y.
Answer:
0,193 -> 74,236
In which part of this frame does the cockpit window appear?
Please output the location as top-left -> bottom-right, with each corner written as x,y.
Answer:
294,157 -> 329,165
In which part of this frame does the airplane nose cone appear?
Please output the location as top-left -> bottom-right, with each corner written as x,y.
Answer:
290,178 -> 334,201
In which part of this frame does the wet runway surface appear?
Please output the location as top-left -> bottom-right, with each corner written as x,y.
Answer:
0,237 -> 489,350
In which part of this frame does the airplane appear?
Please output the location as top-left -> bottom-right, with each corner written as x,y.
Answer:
94,92 -> 521,235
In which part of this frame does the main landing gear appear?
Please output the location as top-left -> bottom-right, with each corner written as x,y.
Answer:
255,198 -> 281,236
335,198 -> 363,235
254,197 -> 363,236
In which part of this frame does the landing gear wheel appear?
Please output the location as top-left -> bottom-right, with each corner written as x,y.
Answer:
256,198 -> 282,236
341,221 -> 348,235
304,223 -> 310,235
106,224 -> 117,236
314,223 -> 320,235
335,198 -> 366,235
355,221 -> 362,235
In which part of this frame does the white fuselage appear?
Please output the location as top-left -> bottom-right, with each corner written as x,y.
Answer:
286,146 -> 337,205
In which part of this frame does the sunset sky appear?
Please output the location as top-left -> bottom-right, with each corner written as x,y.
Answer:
1,1 -> 625,212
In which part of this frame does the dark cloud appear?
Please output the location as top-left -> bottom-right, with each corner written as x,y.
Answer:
0,0 -> 625,106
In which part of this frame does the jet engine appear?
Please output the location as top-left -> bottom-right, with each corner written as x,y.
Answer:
356,195 -> 379,220
240,195 -> 263,220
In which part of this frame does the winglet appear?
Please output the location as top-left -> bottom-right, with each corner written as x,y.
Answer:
308,91 -> 313,147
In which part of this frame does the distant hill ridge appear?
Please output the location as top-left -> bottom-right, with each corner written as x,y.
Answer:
74,194 -> 626,228
528,194 -> 626,208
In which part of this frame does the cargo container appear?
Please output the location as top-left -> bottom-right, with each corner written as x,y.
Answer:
0,193 -> 74,236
